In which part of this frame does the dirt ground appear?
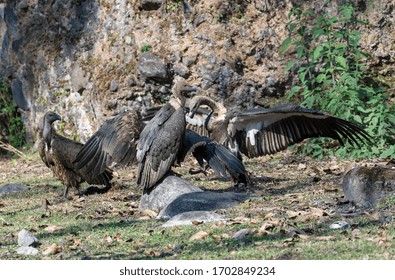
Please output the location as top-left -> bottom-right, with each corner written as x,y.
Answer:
1,151 -> 394,260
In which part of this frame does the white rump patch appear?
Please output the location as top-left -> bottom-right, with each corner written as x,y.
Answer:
186,115 -> 204,126
246,129 -> 259,146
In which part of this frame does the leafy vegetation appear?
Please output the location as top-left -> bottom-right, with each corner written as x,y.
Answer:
0,80 -> 26,149
140,44 -> 152,53
166,1 -> 183,12
280,3 -> 395,159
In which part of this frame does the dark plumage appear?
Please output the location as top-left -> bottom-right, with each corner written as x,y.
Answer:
187,95 -> 372,160
74,110 -> 143,177
136,79 -> 201,192
38,112 -> 113,198
74,80 -> 249,192
178,129 -> 250,185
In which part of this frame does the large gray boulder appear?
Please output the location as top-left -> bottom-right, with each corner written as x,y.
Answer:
139,174 -> 203,211
158,191 -> 253,219
343,166 -> 395,208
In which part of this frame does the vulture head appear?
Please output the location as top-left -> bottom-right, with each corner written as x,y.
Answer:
44,111 -> 62,124
171,78 -> 197,106
42,111 -> 61,144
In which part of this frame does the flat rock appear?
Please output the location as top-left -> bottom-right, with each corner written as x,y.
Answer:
18,229 -> 39,247
0,184 -> 28,196
343,166 -> 395,208
162,211 -> 226,227
16,246 -> 39,256
139,174 -> 203,211
158,191 -> 253,219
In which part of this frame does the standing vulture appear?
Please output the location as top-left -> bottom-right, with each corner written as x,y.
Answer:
73,80 -> 249,192
187,95 -> 372,160
37,112 -> 113,198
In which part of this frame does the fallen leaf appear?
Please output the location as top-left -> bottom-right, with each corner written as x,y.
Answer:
192,220 -> 203,225
297,163 -> 307,170
143,250 -> 161,257
140,209 -> 157,218
189,230 -> 209,241
286,210 -> 302,219
362,211 -> 381,221
103,236 -> 113,244
44,225 -> 65,233
315,235 -> 336,241
42,243 -> 62,255
323,185 -> 338,192
258,222 -> 277,234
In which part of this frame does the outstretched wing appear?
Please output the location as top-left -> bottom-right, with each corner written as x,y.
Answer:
51,134 -> 113,185
228,104 -> 372,158
74,111 -> 142,178
179,129 -> 249,184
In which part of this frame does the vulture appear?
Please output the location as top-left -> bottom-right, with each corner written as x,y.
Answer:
37,112 -> 113,198
73,80 -> 249,193
187,95 -> 372,160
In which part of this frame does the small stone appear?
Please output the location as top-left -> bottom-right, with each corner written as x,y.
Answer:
110,80 -> 118,92
106,99 -> 118,110
182,55 -> 197,67
16,246 -> 39,256
173,64 -> 189,78
329,221 -> 350,230
232,228 -> 255,240
18,229 -> 39,247
0,184 -> 28,196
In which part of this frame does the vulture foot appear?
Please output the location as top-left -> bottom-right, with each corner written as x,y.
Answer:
83,185 -> 112,196
189,167 -> 207,176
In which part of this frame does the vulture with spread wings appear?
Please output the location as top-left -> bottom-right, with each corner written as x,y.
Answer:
187,95 -> 372,160
74,80 -> 249,193
37,112 -> 113,198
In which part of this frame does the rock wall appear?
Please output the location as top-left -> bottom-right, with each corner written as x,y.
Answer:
0,0 -> 394,144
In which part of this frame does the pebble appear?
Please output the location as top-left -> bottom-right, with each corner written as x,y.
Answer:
18,229 -> 40,247
329,221 -> 350,230
16,246 -> 39,256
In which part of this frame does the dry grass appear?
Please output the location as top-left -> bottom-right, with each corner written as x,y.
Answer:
0,151 -> 394,260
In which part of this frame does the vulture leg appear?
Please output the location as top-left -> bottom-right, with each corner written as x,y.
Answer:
188,152 -> 208,175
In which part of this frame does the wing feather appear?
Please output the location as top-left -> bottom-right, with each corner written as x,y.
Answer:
74,111 -> 142,178
229,104 -> 371,158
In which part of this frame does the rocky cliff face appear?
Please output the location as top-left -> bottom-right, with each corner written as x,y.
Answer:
0,0 -> 394,144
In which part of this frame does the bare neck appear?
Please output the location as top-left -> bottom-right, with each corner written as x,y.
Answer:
42,119 -> 53,145
192,96 -> 227,116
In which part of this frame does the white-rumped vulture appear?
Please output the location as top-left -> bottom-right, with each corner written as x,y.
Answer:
187,95 -> 372,160
73,80 -> 249,193
37,112 -> 113,198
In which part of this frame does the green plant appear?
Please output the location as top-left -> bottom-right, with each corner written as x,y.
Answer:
140,44 -> 152,53
280,2 -> 395,159
166,1 -> 182,12
0,80 -> 26,148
